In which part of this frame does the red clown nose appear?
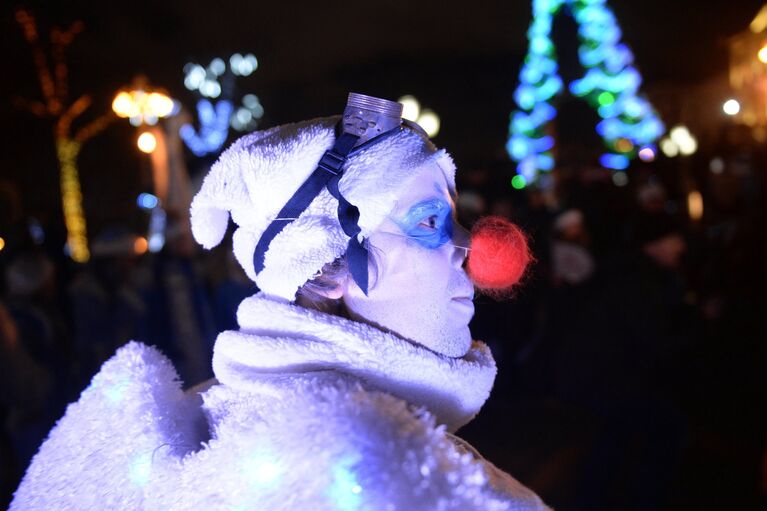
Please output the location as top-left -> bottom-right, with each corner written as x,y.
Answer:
466,216 -> 531,293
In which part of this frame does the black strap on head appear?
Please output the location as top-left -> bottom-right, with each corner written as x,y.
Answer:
252,124 -> 404,296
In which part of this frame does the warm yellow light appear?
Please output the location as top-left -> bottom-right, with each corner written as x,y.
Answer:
723,99 -> 741,116
0,237 -> 5,252
137,132 -> 157,153
660,138 -> 679,158
398,95 -> 421,122
113,87 -> 174,124
134,236 -> 148,255
752,6 -> 767,33
146,92 -> 174,117
687,190 -> 703,221
56,138 -> 90,262
417,109 -> 441,138
759,45 -> 767,63
112,92 -> 135,118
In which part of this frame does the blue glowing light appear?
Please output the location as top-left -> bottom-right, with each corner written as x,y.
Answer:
600,153 -> 630,170
147,207 -> 166,253
137,192 -> 159,210
242,453 -> 282,487
180,100 -> 234,157
329,457 -> 363,511
129,453 -> 152,487
103,378 -> 131,404
508,0 -> 664,181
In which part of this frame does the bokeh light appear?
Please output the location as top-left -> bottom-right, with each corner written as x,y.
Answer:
137,132 -> 157,153
398,95 -> 421,122
759,45 -> 767,63
418,109 -> 441,137
723,98 -> 741,116
638,145 -> 656,162
687,190 -> 704,221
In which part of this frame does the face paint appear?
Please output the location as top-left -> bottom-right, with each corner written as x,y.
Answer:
342,161 -> 474,358
394,198 -> 454,250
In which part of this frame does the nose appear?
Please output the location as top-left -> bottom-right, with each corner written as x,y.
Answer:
451,221 -> 471,268
465,215 -> 531,292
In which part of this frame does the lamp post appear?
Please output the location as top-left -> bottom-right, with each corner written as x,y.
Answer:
112,79 -> 193,253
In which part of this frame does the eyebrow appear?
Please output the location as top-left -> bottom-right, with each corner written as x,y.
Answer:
433,181 -> 456,200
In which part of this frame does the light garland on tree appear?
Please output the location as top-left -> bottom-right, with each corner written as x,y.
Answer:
180,56 -> 264,157
15,9 -> 113,262
508,0 -> 664,186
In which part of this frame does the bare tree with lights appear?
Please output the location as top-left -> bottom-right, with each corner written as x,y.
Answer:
13,8 -> 113,263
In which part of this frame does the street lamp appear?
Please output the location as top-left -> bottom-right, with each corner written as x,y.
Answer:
112,79 -> 175,127
112,78 -> 186,253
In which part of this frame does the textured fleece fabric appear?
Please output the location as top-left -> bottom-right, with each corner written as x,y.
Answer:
189,117 -> 457,301
11,295 -> 550,511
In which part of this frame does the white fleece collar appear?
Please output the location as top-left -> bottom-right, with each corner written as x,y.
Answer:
212,294 -> 497,432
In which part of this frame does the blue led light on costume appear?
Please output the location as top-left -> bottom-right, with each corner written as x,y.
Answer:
241,453 -> 282,487
329,457 -> 363,511
508,0 -> 665,183
395,198 -> 453,250
129,453 -> 152,487
102,377 -> 131,405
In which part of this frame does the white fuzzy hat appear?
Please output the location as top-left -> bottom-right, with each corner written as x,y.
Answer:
190,116 -> 457,302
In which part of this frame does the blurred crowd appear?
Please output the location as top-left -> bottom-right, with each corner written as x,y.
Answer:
1,153 -> 766,510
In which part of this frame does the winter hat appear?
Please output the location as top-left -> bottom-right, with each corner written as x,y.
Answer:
190,99 -> 457,302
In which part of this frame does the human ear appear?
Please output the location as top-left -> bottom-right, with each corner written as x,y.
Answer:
314,273 -> 348,300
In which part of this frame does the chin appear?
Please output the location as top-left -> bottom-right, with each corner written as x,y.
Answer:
421,325 -> 472,358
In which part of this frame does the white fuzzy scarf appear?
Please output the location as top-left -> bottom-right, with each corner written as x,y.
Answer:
212,294 -> 497,432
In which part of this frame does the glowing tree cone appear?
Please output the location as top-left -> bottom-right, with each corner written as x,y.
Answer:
508,0 -> 664,184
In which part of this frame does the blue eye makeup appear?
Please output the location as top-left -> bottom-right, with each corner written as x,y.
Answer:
395,198 -> 454,249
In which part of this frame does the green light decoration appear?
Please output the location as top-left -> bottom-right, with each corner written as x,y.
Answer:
511,175 -> 528,190
508,0 -> 665,183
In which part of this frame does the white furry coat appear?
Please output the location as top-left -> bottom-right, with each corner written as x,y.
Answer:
11,295 -> 549,510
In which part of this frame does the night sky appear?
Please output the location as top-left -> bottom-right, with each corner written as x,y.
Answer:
1,0 -> 764,236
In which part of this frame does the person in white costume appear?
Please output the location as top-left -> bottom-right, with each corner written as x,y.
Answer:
11,94 -> 550,510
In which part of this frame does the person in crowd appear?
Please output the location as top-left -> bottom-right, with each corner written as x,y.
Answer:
11,94 -> 549,510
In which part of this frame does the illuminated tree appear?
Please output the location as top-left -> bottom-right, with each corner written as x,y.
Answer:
14,8 -> 113,262
180,54 -> 264,157
508,0 -> 665,185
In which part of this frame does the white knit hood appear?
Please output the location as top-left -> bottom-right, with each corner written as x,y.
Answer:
190,117 -> 457,301
212,294 -> 497,432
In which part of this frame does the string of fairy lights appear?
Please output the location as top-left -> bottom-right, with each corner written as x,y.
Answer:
14,9 -> 113,262
508,0 -> 665,187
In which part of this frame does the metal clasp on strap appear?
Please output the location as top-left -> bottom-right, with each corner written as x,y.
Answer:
318,150 -> 346,175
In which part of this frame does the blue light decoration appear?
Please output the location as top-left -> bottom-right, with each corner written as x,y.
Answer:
241,452 -> 282,487
180,54 -> 264,157
179,100 -> 234,157
328,456 -> 363,511
508,0 -> 665,184
128,453 -> 152,487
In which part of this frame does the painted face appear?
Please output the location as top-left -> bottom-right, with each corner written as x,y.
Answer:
342,161 -> 474,358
